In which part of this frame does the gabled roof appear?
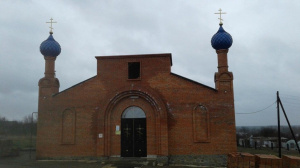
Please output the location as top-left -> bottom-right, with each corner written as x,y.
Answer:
53,72 -> 216,97
53,76 -> 97,97
171,73 -> 216,91
53,53 -> 216,96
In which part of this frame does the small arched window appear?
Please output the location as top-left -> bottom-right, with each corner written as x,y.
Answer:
193,104 -> 210,142
122,106 -> 146,119
62,109 -> 76,144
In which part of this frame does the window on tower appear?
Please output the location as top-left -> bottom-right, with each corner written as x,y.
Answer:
128,62 -> 140,79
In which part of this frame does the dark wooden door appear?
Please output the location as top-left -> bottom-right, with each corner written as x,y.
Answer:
121,119 -> 134,157
121,118 -> 146,157
133,118 -> 147,157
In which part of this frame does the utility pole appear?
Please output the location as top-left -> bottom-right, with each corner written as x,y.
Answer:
277,91 -> 281,158
277,91 -> 300,157
30,112 -> 38,159
278,96 -> 300,154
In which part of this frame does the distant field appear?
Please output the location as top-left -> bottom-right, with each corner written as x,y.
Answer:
5,135 -> 36,150
238,146 -> 300,157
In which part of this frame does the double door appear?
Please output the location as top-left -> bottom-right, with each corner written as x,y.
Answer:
121,118 -> 147,157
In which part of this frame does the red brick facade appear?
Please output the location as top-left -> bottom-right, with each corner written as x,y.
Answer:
37,50 -> 236,164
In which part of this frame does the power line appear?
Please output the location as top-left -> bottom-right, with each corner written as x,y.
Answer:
236,101 -> 276,115
280,99 -> 300,107
281,97 -> 300,101
281,94 -> 300,99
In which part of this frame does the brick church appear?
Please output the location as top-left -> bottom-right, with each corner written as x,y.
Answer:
37,19 -> 236,166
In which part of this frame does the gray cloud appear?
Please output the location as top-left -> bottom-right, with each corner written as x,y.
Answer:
0,1 -> 299,126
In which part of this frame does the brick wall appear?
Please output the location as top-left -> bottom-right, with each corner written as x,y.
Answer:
37,53 -> 236,166
228,152 -> 300,168
255,154 -> 282,168
282,155 -> 300,168
228,152 -> 255,168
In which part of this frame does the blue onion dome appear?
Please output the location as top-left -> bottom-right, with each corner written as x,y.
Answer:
211,25 -> 233,50
40,33 -> 61,57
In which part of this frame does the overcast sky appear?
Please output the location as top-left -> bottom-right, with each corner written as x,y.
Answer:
0,0 -> 299,126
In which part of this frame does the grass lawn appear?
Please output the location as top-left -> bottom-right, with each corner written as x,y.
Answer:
5,135 -> 36,150
238,146 -> 300,157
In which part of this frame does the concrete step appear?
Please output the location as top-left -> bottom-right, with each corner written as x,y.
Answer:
103,157 -> 158,167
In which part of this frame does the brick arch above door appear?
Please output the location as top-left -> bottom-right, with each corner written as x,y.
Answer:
99,86 -> 168,157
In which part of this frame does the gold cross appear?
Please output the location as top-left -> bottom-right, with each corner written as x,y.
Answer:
124,125 -> 131,138
136,125 -> 144,135
214,8 -> 226,25
136,125 -> 144,131
46,18 -> 57,34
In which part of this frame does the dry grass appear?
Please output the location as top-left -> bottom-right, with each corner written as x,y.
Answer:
3,135 -> 36,150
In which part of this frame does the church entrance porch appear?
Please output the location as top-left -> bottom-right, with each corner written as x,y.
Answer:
121,106 -> 147,157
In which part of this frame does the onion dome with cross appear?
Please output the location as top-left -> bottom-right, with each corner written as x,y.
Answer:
211,9 -> 233,50
40,18 -> 61,57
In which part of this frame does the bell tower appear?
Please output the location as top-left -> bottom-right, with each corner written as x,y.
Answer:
38,18 -> 61,99
211,9 -> 233,93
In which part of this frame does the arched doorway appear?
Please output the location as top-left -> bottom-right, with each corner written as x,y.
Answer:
121,106 -> 147,157
101,89 -> 168,157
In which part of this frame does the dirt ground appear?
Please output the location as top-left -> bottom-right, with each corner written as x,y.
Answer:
0,151 -> 217,168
